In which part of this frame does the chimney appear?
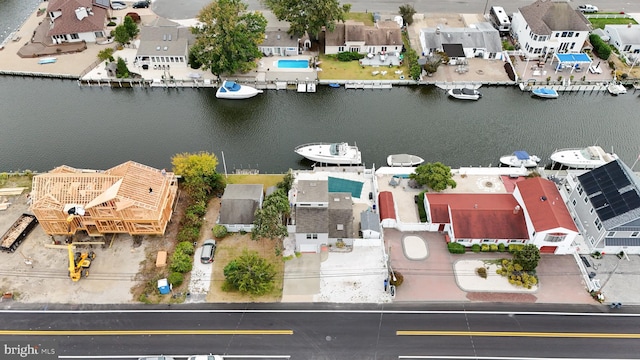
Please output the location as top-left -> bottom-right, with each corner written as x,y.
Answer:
474,204 -> 478,209
540,196 -> 547,201
513,205 -> 521,214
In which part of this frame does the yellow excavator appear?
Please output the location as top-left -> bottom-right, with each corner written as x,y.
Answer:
68,243 -> 96,281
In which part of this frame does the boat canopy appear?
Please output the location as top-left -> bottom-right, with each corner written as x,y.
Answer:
330,143 -> 345,155
514,151 -> 531,160
224,81 -> 242,92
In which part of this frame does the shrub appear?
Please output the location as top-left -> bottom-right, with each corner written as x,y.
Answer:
168,271 -> 184,287
447,242 -> 465,254
107,21 -> 116,26
212,224 -> 228,238
187,201 -> 207,217
336,51 -> 364,62
177,225 -> 200,243
176,241 -> 195,255
169,251 -> 193,273
480,244 -> 490,252
589,34 -> 611,60
417,191 -> 427,222
489,244 -> 499,252
498,243 -> 506,252
476,267 -> 487,279
508,244 -> 525,253
471,244 -> 481,253
497,258 -> 538,289
389,271 -> 404,287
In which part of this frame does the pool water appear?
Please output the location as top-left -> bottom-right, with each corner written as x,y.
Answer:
277,59 -> 309,69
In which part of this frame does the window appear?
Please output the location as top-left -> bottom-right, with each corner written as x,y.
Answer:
338,46 -> 344,52
312,234 -> 318,239
590,207 -> 594,214
306,234 -> 312,239
561,32 -> 568,37
624,45 -> 632,52
555,33 -> 559,38
595,218 -> 602,231
577,184 -> 583,195
607,231 -> 616,237
70,33 -> 79,40
482,239 -> 492,243
544,233 -> 566,243
568,31 -> 574,37
381,46 -> 387,52
336,224 -> 344,231
632,232 -> 640,237
584,196 -> 588,203
572,199 -> 577,206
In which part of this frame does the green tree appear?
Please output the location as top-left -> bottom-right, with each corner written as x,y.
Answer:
223,250 -> 276,295
123,15 -> 139,39
276,169 -> 294,193
170,250 -> 193,273
262,189 -> 290,215
513,244 -> 540,271
263,0 -> 350,39
410,162 -> 457,192
115,57 -> 130,78
113,24 -> 131,45
172,152 -> 224,199
190,0 -> 267,77
398,4 -> 416,26
252,204 -> 288,240
97,48 -> 115,62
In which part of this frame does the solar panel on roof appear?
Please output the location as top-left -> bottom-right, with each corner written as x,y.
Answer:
591,194 -> 607,208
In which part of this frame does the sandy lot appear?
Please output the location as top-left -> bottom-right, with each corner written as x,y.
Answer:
454,259 -> 537,293
0,193 -> 153,304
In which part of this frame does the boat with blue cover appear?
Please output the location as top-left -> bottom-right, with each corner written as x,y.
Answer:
500,151 -> 541,168
531,87 -> 559,99
215,80 -> 263,99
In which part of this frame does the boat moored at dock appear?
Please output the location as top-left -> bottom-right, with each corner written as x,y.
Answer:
550,146 -> 618,169
216,80 -> 263,99
294,142 -> 361,165
532,87 -> 559,99
448,88 -> 482,100
387,154 -> 424,167
500,151 -> 541,168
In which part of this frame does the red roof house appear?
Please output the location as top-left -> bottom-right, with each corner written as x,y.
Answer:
378,191 -> 397,228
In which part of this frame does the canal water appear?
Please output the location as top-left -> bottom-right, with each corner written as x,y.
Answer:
1,76 -> 639,173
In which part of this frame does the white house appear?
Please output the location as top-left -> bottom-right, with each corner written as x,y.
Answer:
324,20 -> 403,55
604,24 -> 640,55
511,0 -> 591,59
360,210 -> 381,239
259,11 -> 299,57
218,184 -> 264,233
562,159 -> 640,255
513,177 -> 578,254
47,0 -> 107,44
419,22 -> 503,59
135,18 -> 193,70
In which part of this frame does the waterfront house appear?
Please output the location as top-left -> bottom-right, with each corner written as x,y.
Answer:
324,20 -> 402,55
604,24 -> 640,56
562,159 -> 640,255
419,22 -> 503,59
218,184 -> 264,233
259,11 -> 299,57
512,177 -> 578,254
292,180 -> 355,252
30,161 -> 178,236
46,0 -> 107,44
511,0 -> 591,59
424,193 -> 529,246
134,18 -> 193,70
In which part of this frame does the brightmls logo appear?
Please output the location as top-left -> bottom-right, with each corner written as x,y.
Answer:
3,342 -> 56,359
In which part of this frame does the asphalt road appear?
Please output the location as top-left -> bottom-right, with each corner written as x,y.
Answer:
1,304 -> 640,360
154,0 -> 640,21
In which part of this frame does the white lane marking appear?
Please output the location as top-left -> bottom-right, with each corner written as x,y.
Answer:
398,357 -> 640,360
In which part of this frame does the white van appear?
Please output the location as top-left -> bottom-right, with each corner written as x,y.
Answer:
578,4 -> 598,13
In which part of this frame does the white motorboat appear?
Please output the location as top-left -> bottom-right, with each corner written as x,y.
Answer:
550,146 -> 618,169
448,88 -> 482,100
607,83 -> 627,95
215,80 -> 263,99
387,154 -> 424,167
531,87 -> 559,99
500,151 -> 541,168
294,142 -> 362,165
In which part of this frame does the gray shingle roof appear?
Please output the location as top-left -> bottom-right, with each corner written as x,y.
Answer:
296,207 -> 328,233
222,184 -> 264,201
261,29 -> 297,47
297,180 -> 328,202
47,0 -> 107,36
219,199 -> 258,225
136,25 -> 193,57
360,210 -> 380,232
325,20 -> 402,47
519,0 -> 590,35
605,25 -> 640,46
421,22 -> 502,53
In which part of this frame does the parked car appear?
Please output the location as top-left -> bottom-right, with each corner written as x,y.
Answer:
138,357 -> 175,360
188,356 -> 224,360
200,239 -> 216,264
133,0 -> 150,8
578,4 -> 598,13
110,1 -> 127,10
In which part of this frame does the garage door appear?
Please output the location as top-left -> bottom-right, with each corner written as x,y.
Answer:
299,244 -> 318,253
540,246 -> 557,254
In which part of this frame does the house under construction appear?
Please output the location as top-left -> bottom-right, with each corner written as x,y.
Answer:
30,161 -> 178,236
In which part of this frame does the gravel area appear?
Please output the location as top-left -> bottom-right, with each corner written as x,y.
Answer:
454,259 -> 538,293
313,247 -> 392,303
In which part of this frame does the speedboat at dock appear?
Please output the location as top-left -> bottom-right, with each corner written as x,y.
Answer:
216,80 -> 263,99
607,83 -> 627,95
550,146 -> 618,169
387,154 -> 424,167
531,88 -> 559,99
294,142 -> 362,165
500,151 -> 541,168
448,88 -> 482,100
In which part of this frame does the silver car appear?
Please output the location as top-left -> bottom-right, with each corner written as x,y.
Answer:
111,1 -> 127,9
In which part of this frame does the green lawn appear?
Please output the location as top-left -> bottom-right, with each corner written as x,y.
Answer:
226,174 -> 284,189
345,12 -> 374,26
318,54 -> 408,80
589,17 -> 638,29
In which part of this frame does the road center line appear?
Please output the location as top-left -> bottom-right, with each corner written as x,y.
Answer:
396,330 -> 640,338
0,329 -> 293,336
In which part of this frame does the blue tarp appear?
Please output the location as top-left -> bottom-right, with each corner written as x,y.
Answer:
514,151 -> 531,160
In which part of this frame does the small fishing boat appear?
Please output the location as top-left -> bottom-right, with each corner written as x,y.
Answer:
448,88 -> 482,101
531,87 -> 559,99
387,154 -> 424,167
329,83 -> 340,88
500,151 -> 541,168
607,83 -> 627,95
38,57 -> 57,64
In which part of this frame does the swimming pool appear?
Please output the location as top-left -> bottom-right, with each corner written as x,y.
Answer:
277,59 -> 309,69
